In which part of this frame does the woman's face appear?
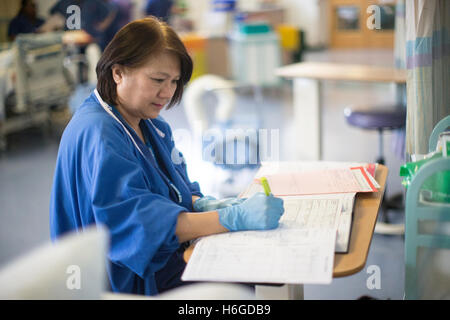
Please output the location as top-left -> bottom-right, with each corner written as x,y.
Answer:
112,50 -> 180,123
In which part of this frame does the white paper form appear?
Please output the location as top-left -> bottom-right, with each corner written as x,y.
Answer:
240,182 -> 355,253
281,197 -> 342,229
182,198 -> 340,285
239,162 -> 378,253
333,193 -> 356,253
282,194 -> 355,253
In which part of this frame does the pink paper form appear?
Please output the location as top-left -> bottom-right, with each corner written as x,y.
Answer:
263,167 -> 378,196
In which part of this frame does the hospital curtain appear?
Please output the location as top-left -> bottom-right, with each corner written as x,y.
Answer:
405,0 -> 450,158
392,0 -> 406,160
394,0 -> 406,69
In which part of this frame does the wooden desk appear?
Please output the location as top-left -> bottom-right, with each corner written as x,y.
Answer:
334,164 -> 387,276
184,164 -> 388,298
276,62 -> 407,83
276,61 -> 407,161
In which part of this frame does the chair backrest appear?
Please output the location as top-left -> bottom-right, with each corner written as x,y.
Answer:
404,156 -> 450,299
429,115 -> 450,153
101,282 -> 256,300
13,32 -> 72,113
0,226 -> 108,299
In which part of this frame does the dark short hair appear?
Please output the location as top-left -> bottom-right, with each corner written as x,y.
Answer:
96,17 -> 193,109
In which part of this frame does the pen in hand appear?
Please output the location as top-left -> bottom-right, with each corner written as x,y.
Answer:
260,177 -> 272,196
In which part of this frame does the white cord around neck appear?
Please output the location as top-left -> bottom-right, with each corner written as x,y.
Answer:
93,89 -> 183,204
94,89 -> 145,157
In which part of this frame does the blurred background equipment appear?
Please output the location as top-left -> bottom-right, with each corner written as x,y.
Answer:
229,20 -> 281,87
183,74 -> 260,198
0,32 -> 72,151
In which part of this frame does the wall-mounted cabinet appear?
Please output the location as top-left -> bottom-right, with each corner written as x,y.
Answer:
329,0 -> 396,48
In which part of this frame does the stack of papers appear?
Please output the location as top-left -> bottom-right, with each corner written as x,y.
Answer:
182,199 -> 339,284
241,163 -> 378,253
182,162 -> 380,285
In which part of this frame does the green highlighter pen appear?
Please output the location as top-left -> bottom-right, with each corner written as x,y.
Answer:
260,177 -> 272,196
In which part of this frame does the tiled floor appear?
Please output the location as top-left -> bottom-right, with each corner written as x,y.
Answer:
0,49 -> 406,299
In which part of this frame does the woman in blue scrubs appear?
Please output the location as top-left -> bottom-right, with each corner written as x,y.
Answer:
8,0 -> 44,41
49,17 -> 284,296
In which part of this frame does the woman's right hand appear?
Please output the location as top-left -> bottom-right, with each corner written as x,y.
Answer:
217,192 -> 284,231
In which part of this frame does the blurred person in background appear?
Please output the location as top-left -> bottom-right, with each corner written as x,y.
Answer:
8,0 -> 45,41
47,0 -> 118,51
144,0 -> 174,23
144,0 -> 190,30
101,0 -> 133,50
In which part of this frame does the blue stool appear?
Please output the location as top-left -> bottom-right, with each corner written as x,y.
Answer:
344,105 -> 407,232
344,106 -> 407,165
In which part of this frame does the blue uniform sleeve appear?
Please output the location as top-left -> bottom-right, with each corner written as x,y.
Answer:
87,121 -> 187,279
91,0 -> 114,22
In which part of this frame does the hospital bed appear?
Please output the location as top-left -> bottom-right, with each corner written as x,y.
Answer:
0,32 -> 73,151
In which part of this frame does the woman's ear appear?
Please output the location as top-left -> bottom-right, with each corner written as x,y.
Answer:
111,64 -> 124,84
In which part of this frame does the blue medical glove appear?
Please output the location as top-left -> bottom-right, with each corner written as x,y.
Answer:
193,196 -> 246,212
217,192 -> 284,231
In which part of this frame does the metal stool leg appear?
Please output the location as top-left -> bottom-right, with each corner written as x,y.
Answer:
375,128 -> 405,235
376,128 -> 385,165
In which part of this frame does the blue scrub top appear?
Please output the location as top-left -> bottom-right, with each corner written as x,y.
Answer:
145,0 -> 173,22
50,0 -> 117,49
49,92 -> 203,295
8,14 -> 44,38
